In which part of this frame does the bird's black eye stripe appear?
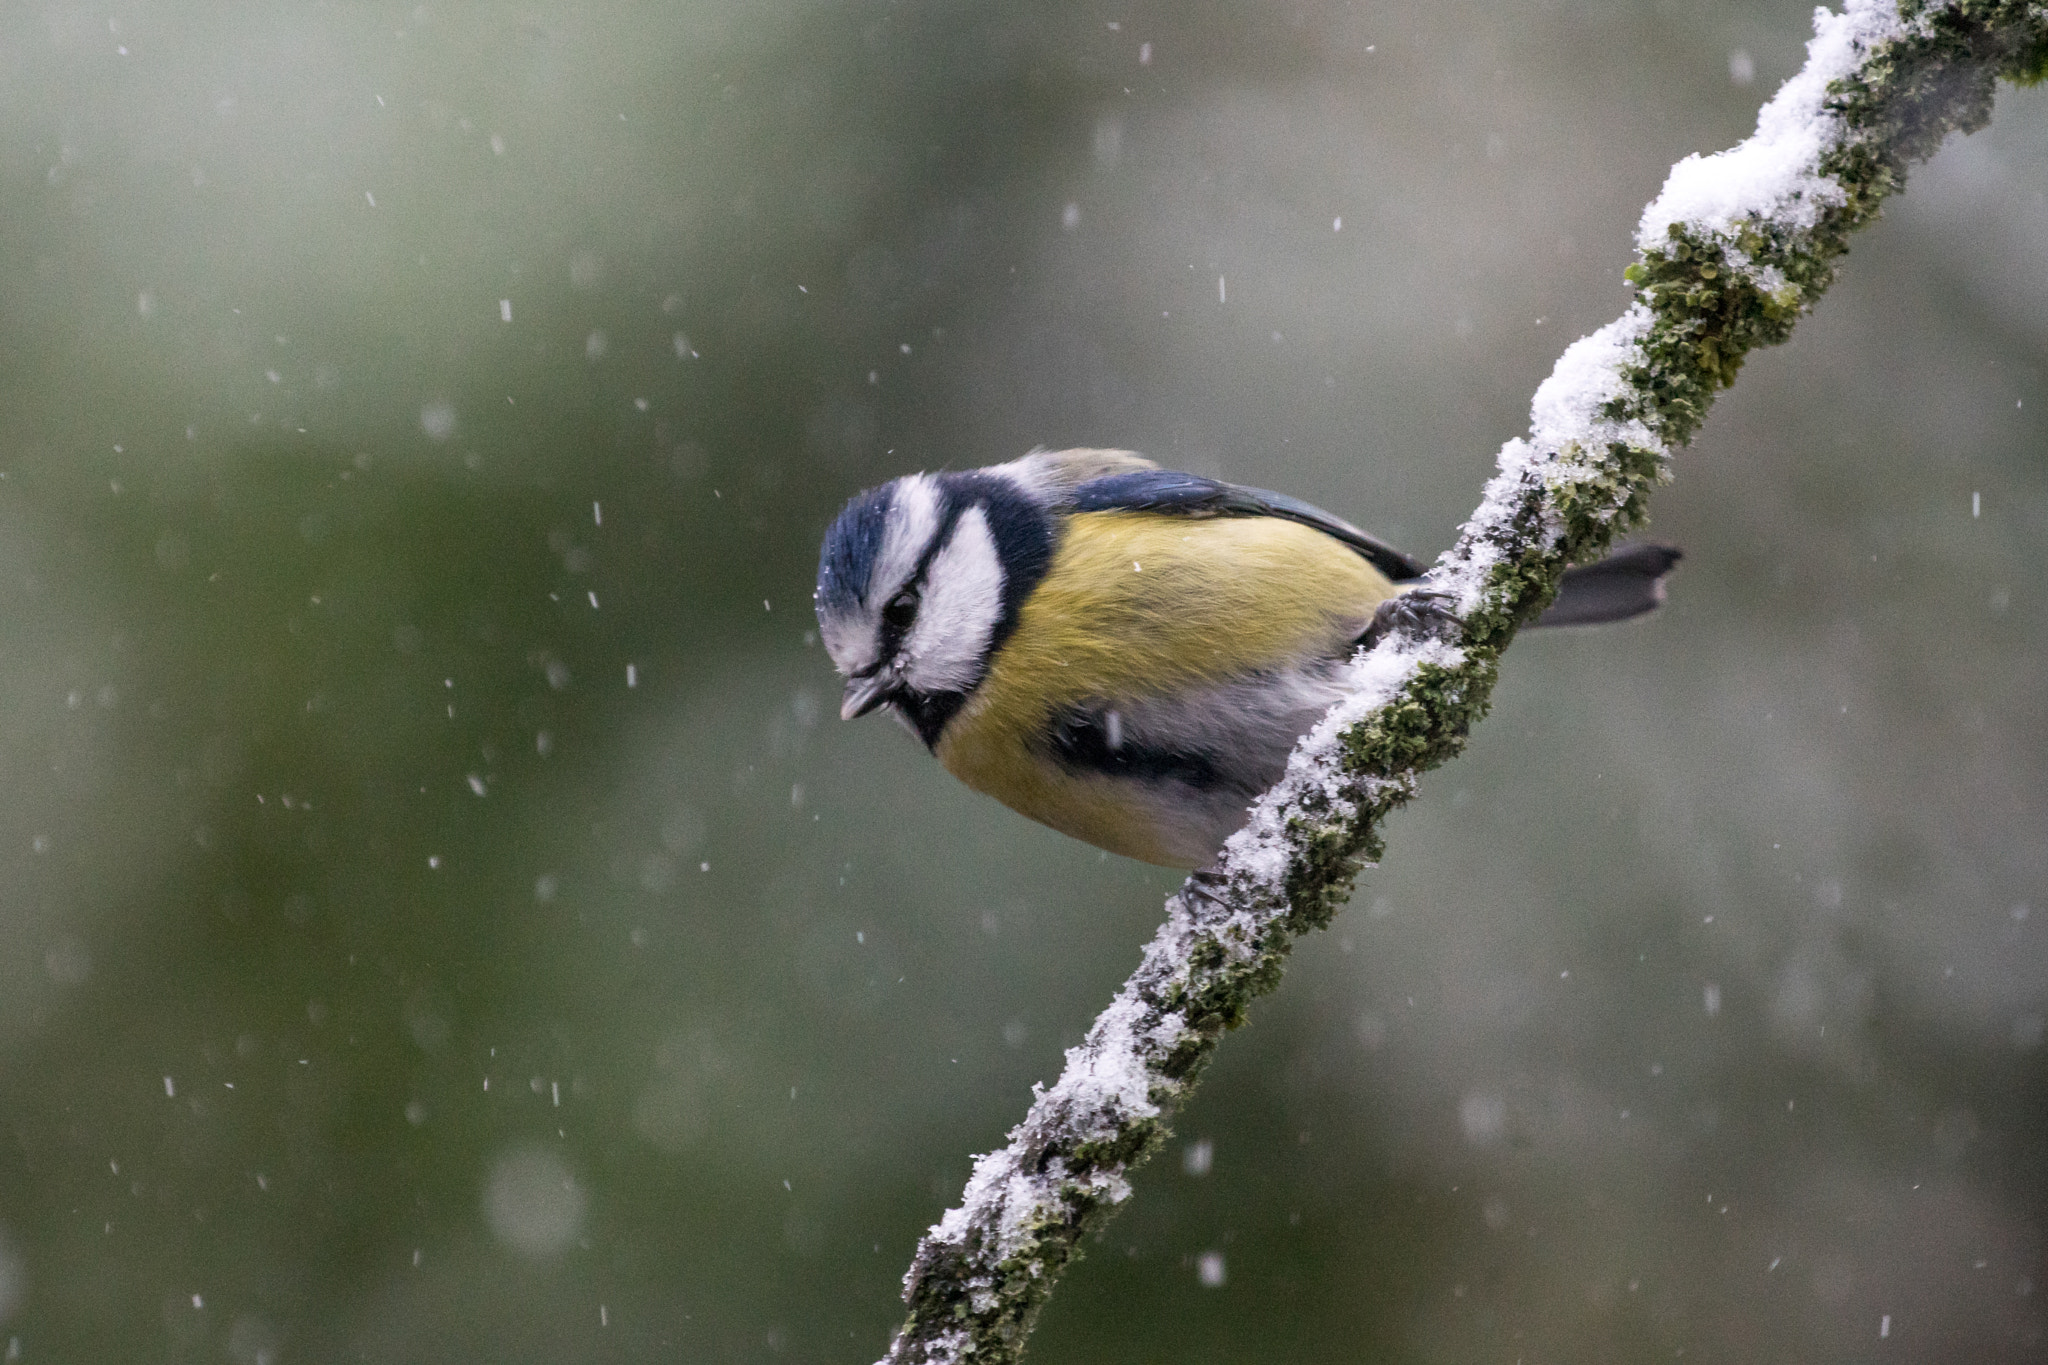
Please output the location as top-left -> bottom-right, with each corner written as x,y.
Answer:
882,588 -> 920,631
876,490 -> 973,647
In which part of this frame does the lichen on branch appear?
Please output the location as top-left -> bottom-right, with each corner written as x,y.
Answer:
876,5 -> 2048,1362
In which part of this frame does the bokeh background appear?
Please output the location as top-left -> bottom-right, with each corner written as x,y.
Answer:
0,1 -> 2042,1361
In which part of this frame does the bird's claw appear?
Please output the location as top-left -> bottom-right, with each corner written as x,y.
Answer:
1360,589 -> 1462,651
1180,866 -> 1234,916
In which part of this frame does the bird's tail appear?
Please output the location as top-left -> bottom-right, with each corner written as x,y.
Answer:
1532,543 -> 1683,628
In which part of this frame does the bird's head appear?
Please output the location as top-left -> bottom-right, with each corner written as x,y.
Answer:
814,471 -> 1052,746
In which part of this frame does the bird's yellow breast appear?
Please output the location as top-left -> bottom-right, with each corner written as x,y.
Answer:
933,511 -> 1401,864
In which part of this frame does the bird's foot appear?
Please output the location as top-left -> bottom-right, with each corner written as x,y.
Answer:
1179,867 -> 1236,919
1360,589 -> 1462,651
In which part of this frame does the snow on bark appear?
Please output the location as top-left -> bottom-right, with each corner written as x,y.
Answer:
1638,1 -> 1908,248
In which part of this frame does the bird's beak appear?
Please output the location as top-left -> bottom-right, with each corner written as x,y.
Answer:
840,670 -> 896,721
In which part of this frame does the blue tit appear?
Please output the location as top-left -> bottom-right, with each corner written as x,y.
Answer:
814,448 -> 1678,868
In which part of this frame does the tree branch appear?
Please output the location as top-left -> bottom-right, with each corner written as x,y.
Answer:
877,5 -> 2048,1361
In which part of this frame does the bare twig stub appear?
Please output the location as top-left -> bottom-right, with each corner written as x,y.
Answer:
879,5 -> 2048,1361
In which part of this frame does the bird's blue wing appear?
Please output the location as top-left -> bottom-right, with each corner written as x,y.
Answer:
1069,469 -> 1426,582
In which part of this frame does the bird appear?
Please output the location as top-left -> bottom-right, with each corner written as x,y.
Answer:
814,448 -> 1678,868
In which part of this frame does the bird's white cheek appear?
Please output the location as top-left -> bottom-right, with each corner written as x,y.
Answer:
904,506 -> 1003,694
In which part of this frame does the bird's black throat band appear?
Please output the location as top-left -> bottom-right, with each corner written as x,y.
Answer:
898,687 -> 968,750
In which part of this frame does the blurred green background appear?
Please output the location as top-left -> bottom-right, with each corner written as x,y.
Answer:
0,1 -> 2042,1361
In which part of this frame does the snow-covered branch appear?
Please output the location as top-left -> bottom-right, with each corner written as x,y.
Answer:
878,5 -> 2048,1361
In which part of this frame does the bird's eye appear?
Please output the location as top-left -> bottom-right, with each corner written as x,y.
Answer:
882,589 -> 920,631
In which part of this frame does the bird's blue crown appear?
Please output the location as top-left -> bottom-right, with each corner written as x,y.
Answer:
815,482 -> 893,615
